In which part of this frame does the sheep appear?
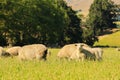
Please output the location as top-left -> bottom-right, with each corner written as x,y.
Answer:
69,44 -> 86,61
81,46 -> 95,60
6,46 -> 21,56
81,46 -> 103,61
57,43 -> 85,61
18,44 -> 48,61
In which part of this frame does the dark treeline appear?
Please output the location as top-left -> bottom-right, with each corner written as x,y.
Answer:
0,0 -> 119,47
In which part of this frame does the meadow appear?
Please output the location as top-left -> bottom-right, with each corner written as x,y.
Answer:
94,29 -> 120,47
0,30 -> 120,80
0,48 -> 120,80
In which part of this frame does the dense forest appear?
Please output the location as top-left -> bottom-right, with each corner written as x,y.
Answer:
0,0 -> 119,47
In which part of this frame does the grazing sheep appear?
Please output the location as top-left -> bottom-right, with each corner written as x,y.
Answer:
57,43 -> 85,61
81,46 -> 96,60
69,44 -> 86,61
18,44 -> 48,61
6,46 -> 21,56
70,49 -> 86,61
81,46 -> 103,61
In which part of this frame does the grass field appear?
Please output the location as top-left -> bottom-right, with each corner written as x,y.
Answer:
0,48 -> 120,80
94,30 -> 120,47
0,29 -> 120,80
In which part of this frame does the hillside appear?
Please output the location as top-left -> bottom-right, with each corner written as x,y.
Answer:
65,0 -> 120,16
94,29 -> 120,47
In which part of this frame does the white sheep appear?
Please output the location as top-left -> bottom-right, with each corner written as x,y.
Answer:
81,46 -> 103,61
18,44 -> 48,61
57,43 -> 85,61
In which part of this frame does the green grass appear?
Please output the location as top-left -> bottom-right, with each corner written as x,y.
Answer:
94,30 -> 120,47
0,48 -> 120,80
1,29 -> 120,80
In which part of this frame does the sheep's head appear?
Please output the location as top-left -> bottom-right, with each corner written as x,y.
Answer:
75,44 -> 84,51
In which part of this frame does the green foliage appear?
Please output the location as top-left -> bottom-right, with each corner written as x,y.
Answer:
0,0 -> 83,46
64,7 -> 82,44
0,48 -> 120,80
82,0 -> 118,46
81,25 -> 98,46
88,0 -> 117,36
53,0 -> 82,45
0,0 -> 70,46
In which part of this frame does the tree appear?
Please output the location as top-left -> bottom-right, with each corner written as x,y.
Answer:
81,0 -> 118,46
88,0 -> 117,36
58,0 -> 83,44
0,0 -> 84,46
0,0 -> 69,46
65,7 -> 83,43
113,4 -> 120,21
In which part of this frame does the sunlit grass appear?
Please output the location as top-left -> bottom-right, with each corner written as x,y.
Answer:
114,21 -> 120,25
0,48 -> 120,80
94,30 -> 120,47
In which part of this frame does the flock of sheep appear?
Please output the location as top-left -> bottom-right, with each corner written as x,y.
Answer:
57,43 -> 103,61
0,43 -> 103,61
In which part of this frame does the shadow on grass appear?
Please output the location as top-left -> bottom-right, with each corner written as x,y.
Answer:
99,28 -> 120,36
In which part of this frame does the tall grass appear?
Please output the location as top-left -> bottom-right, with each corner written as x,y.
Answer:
0,48 -> 120,80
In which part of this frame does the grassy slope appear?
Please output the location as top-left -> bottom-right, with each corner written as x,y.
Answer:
94,30 -> 120,47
